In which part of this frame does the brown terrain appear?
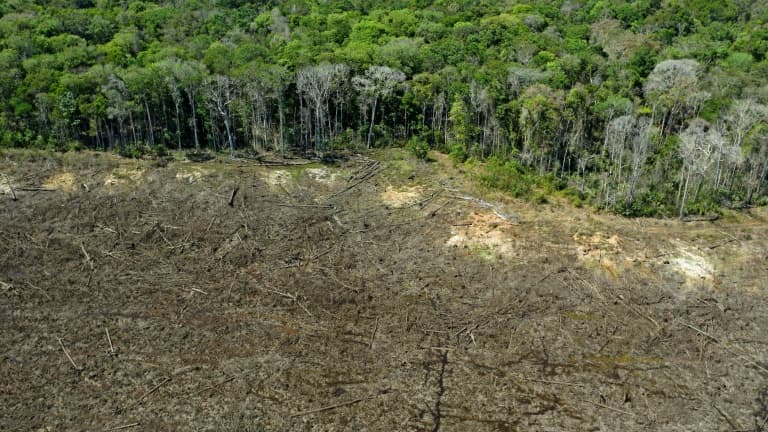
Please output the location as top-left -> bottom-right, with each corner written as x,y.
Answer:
1,149 -> 767,431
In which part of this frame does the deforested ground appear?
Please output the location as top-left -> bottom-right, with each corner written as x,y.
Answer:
2,149 -> 768,431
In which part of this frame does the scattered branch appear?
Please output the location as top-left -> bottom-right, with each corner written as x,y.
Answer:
105,327 -> 115,354
291,394 -> 378,417
576,398 -> 635,416
713,403 -> 742,431
228,184 -> 240,207
127,377 -> 172,409
103,423 -> 140,431
57,337 -> 80,371
370,317 -> 379,349
680,321 -> 719,343
192,376 -> 235,396
17,187 -> 56,192
327,162 -> 381,199
81,243 -> 94,270
268,201 -> 335,209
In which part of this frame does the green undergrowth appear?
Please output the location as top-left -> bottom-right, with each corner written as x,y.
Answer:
457,156 -> 582,206
445,152 -> 756,219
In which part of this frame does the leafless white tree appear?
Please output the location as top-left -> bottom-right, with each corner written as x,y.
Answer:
352,65 -> 406,149
296,63 -> 348,153
205,74 -> 237,157
725,99 -> 768,201
644,59 -> 709,134
677,119 -> 722,217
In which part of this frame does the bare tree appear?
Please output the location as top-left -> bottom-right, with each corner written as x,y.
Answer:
296,63 -> 348,153
749,133 -> 768,201
605,114 -> 634,182
590,19 -> 649,63
602,115 -> 654,207
726,99 -> 768,201
627,117 -> 655,205
101,73 -> 131,148
677,119 -> 721,217
259,65 -> 289,159
469,81 -> 495,156
353,65 -> 406,149
156,59 -> 185,150
205,74 -> 237,157
172,59 -> 206,150
644,59 -> 709,135
269,7 -> 291,41
518,84 -> 564,174
508,66 -> 548,97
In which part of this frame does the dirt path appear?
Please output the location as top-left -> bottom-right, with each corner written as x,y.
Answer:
1,150 -> 767,431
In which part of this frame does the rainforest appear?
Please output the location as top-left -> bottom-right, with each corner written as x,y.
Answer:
2,1 -> 768,216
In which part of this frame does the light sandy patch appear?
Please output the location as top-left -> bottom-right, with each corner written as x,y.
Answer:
305,168 -> 338,185
573,232 -> 627,277
261,170 -> 291,190
380,185 -> 423,208
574,232 -> 623,261
43,172 -> 78,192
0,176 -> 11,195
175,168 -> 210,184
670,241 -> 714,284
104,167 -> 144,186
446,211 -> 515,259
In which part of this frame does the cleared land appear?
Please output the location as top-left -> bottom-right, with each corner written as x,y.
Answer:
1,150 -> 768,431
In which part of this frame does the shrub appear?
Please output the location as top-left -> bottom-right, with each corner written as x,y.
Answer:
560,187 -> 585,207
153,144 -> 169,157
406,136 -> 429,160
118,145 -> 146,159
479,158 -> 533,199
449,143 -> 468,164
185,150 -> 215,162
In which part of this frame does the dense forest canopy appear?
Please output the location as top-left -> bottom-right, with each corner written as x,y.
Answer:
1,0 -> 768,216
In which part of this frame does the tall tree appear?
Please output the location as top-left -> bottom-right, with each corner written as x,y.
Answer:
352,65 -> 406,149
205,74 -> 237,157
296,63 -> 348,153
644,59 -> 709,135
677,119 -> 722,218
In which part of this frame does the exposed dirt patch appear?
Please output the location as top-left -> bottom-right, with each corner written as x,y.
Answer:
446,211 -> 516,259
574,232 -> 623,259
43,172 -> 78,192
260,169 -> 291,190
305,167 -> 339,185
0,176 -> 11,195
573,232 -> 629,277
1,150 -> 767,432
175,167 -> 210,184
669,240 -> 715,286
104,166 -> 145,186
380,184 -> 423,207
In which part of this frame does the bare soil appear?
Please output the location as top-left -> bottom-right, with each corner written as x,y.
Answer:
2,149 -> 768,431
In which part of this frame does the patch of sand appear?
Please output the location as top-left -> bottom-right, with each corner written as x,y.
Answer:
573,232 -> 626,278
380,185 -> 423,208
261,170 -> 291,190
0,176 -> 11,194
104,167 -> 144,186
670,242 -> 714,283
446,211 -> 515,259
305,168 -> 338,185
574,232 -> 623,260
43,172 -> 78,192
175,168 -> 210,184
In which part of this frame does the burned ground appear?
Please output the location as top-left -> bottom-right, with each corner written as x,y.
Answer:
1,150 -> 768,431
